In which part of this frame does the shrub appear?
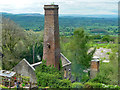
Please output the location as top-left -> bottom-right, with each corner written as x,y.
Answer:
103,46 -> 106,48
21,76 -> 30,84
106,52 -> 110,55
72,82 -> 84,88
81,74 -> 90,82
97,46 -> 100,49
36,72 -> 71,88
58,79 -> 72,88
103,57 -> 106,60
22,83 -> 25,87
84,82 -> 120,89
84,82 -> 102,88
101,50 -> 103,53
0,85 -> 8,89
35,60 -> 71,88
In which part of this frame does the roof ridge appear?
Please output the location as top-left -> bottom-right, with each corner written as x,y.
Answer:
22,58 -> 35,71
31,61 -> 42,67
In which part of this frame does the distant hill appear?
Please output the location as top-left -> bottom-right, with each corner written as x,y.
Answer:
1,12 -> 43,16
1,12 -> 118,35
60,14 -> 117,18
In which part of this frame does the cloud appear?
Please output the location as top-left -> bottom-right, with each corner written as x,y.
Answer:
0,0 -> 119,15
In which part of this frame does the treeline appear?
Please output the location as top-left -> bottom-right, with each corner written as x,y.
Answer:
3,13 -> 118,36
90,34 -> 116,43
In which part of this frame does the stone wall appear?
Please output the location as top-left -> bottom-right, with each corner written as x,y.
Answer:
13,59 -> 37,83
60,53 -> 71,79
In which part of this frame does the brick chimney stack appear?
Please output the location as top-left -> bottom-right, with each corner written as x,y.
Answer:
43,5 -> 60,70
90,60 -> 100,79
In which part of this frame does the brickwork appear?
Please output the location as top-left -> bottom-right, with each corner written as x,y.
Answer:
91,60 -> 99,71
43,5 -> 60,70
90,60 -> 99,79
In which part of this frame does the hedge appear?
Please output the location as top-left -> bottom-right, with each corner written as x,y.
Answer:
84,82 -> 120,89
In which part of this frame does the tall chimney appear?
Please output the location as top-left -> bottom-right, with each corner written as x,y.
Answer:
43,5 -> 60,70
90,60 -> 100,79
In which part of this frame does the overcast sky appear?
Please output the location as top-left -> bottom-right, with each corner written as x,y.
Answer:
0,0 -> 119,15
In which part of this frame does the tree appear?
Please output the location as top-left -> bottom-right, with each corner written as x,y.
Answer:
21,30 -> 43,64
101,35 -> 111,43
61,28 -> 95,81
2,17 -> 26,70
2,17 -> 43,69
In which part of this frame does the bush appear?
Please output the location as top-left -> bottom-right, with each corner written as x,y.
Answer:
36,72 -> 57,87
106,52 -> 110,55
81,74 -> 90,83
22,83 -> 25,87
84,82 -> 120,89
21,76 -> 30,84
36,72 -> 71,88
84,82 -> 102,88
72,82 -> 84,88
0,85 -> 8,89
103,46 -> 106,48
101,50 -> 103,53
35,60 -> 71,88
97,46 -> 100,49
58,79 -> 72,88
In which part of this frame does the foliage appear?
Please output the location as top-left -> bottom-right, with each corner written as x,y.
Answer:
57,79 -> 72,88
89,46 -> 118,85
59,59 -> 63,70
2,17 -> 25,70
2,17 -> 43,69
101,50 -> 103,53
81,73 -> 90,83
3,13 -> 118,36
21,30 -> 43,64
61,28 -> 95,81
106,52 -> 110,55
71,82 -> 84,88
51,2 -> 55,5
84,82 -> 120,89
21,76 -> 30,84
35,60 -> 71,88
101,35 -> 111,42
0,85 -> 8,89
22,83 -> 25,87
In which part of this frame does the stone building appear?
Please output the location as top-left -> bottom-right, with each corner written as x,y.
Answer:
13,53 -> 71,83
12,59 -> 37,83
